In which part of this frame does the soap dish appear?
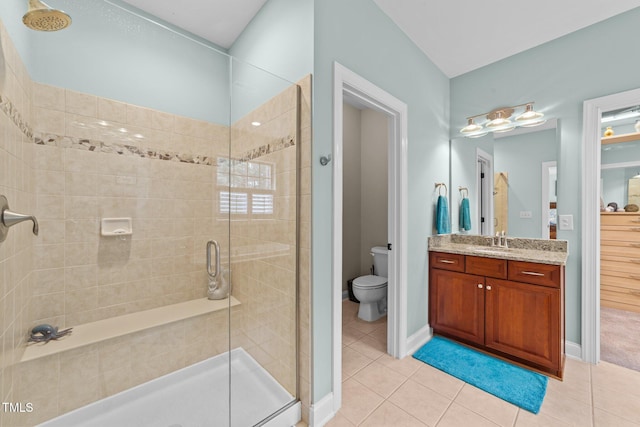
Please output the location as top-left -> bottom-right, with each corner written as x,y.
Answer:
101,218 -> 132,236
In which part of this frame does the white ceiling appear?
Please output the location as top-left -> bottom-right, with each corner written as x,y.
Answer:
374,0 -> 640,77
121,0 -> 269,49
122,0 -> 640,77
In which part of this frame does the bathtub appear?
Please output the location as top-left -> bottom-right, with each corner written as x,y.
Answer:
39,348 -> 300,427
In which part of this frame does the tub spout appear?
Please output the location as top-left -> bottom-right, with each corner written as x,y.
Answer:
3,210 -> 39,235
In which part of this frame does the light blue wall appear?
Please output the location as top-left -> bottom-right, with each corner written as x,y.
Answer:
228,0 -> 313,122
313,0 -> 450,398
601,168 -> 639,207
601,139 -> 640,208
229,0 -> 313,84
451,7 -> 640,345
494,129 -> 557,238
1,0 -> 231,124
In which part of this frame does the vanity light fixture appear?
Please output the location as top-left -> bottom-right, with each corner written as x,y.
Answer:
460,118 -> 483,134
486,109 -> 513,128
460,102 -> 546,137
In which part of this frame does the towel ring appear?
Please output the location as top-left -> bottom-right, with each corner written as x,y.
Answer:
435,182 -> 447,196
459,186 -> 468,198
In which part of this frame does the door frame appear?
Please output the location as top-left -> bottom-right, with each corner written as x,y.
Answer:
581,87 -> 640,363
332,62 -> 408,410
541,161 -> 557,239
476,148 -> 494,236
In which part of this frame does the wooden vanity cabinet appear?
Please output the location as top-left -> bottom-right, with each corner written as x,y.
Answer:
429,251 -> 565,378
430,268 -> 485,345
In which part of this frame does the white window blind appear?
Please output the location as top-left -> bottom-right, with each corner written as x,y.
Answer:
220,192 -> 248,214
252,194 -> 274,214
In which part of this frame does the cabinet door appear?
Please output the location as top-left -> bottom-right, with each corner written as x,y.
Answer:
429,269 -> 485,345
485,278 -> 560,370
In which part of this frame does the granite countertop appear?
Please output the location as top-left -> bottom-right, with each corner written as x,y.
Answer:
428,234 -> 569,266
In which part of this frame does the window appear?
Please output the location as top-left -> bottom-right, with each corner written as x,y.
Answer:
217,157 -> 275,215
219,192 -> 248,214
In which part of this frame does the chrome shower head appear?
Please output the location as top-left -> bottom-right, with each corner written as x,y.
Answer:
23,0 -> 71,31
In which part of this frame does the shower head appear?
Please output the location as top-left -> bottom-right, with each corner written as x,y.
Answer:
23,0 -> 71,31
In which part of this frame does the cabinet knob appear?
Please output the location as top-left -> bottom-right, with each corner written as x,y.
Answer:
486,285 -> 492,291
477,284 -> 483,289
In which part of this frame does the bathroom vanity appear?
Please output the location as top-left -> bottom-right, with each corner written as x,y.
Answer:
428,235 -> 568,379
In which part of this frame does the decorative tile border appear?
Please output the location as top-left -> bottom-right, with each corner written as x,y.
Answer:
35,132 -> 296,165
237,135 -> 296,162
0,94 -> 33,139
35,133 -> 215,165
1,90 -> 296,166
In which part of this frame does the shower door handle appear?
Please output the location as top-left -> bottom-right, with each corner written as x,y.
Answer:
206,240 -> 220,278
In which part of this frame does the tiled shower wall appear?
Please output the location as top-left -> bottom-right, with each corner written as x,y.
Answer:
0,19 -> 36,427
230,84 -> 299,395
30,82 -> 230,328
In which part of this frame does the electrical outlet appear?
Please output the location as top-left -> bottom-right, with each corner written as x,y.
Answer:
519,211 -> 532,218
559,214 -> 574,230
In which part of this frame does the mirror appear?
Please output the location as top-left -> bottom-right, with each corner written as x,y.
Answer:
450,119 -> 559,238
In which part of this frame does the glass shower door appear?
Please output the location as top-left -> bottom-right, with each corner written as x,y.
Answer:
226,58 -> 300,426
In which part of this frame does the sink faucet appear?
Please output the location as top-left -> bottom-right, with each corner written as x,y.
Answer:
500,231 -> 508,248
493,231 -> 508,248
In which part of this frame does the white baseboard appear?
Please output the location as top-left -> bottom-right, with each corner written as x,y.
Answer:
405,324 -> 432,356
309,392 -> 335,427
565,340 -> 582,360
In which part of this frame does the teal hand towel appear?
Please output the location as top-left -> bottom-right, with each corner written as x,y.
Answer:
460,197 -> 472,231
436,195 -> 450,234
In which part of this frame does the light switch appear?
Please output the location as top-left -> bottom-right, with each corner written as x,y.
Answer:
559,214 -> 573,230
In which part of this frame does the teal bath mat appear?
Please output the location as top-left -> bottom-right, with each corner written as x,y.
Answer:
413,336 -> 548,413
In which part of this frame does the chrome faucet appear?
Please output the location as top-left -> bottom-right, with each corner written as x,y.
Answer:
492,231 -> 508,248
499,231 -> 508,248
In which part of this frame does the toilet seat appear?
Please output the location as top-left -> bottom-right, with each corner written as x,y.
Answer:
352,275 -> 387,290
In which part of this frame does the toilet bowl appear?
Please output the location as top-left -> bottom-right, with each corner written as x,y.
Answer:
352,246 -> 388,322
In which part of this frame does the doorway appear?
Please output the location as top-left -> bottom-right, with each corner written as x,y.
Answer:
541,161 -> 558,239
582,87 -> 640,365
476,149 -> 494,236
331,62 -> 408,411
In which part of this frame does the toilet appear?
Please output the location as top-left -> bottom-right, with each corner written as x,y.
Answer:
352,246 -> 388,322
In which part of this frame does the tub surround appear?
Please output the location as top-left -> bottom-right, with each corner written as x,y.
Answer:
428,234 -> 568,265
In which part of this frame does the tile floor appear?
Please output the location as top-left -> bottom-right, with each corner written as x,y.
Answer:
323,300 -> 640,427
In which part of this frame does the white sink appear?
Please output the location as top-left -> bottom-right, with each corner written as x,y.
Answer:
467,247 -> 512,255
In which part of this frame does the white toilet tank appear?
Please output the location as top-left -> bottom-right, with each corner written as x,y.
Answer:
371,246 -> 389,277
